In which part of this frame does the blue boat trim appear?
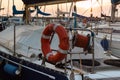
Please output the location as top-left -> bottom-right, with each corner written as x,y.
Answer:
0,51 -> 68,80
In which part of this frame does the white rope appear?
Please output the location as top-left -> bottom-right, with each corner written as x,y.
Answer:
46,52 -> 53,60
46,48 -> 68,60
42,34 -> 51,39
58,48 -> 68,54
53,23 -> 61,31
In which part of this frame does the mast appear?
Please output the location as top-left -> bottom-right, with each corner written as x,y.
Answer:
90,0 -> 93,17
73,1 -> 77,28
111,3 -> 116,22
25,5 -> 29,24
57,4 -> 59,17
7,0 -> 9,16
13,0 -> 15,16
0,0 -> 4,11
0,0 -> 2,9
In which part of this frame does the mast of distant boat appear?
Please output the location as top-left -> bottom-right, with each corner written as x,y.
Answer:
111,3 -> 116,22
111,0 -> 120,22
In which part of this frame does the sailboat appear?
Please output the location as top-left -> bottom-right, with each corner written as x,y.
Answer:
0,0 -> 9,31
0,0 -> 120,80
93,0 -> 120,58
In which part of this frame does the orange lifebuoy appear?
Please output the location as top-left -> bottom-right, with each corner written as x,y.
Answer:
41,23 -> 69,63
74,33 -> 90,51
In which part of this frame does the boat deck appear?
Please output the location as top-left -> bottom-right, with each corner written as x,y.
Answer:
96,77 -> 120,80
84,58 -> 119,71
83,58 -> 120,80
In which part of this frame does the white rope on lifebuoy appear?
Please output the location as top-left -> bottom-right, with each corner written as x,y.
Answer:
42,34 -> 51,39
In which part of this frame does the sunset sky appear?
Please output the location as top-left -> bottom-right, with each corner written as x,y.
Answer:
0,0 -> 119,17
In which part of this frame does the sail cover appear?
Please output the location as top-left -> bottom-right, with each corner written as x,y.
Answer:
22,0 -> 85,6
13,5 -> 24,15
111,0 -> 120,4
37,7 -> 51,16
72,12 -> 88,19
13,5 -> 34,15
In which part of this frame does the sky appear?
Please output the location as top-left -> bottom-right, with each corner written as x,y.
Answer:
0,0 -> 119,17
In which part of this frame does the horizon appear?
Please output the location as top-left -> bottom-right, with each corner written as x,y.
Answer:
0,0 -> 119,17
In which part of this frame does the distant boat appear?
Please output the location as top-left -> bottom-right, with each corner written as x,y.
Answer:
93,0 -> 120,58
94,22 -> 120,58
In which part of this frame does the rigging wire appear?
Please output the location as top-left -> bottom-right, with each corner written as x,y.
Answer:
82,0 -> 99,16
96,0 -> 103,13
82,8 -> 90,15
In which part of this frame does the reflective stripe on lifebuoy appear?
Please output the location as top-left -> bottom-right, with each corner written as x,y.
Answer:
41,23 -> 69,63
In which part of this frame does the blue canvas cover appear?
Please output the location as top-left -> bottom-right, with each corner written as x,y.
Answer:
22,0 -> 85,5
13,5 -> 34,15
111,0 -> 120,4
36,7 -> 51,16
